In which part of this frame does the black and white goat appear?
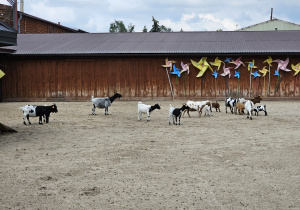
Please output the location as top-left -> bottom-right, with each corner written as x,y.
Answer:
225,97 -> 237,114
169,104 -> 190,125
19,104 -> 58,125
225,97 -> 246,114
92,92 -> 122,115
138,102 -> 161,121
253,105 -> 268,116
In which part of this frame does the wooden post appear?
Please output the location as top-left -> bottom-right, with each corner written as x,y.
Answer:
249,67 -> 252,97
165,68 -> 174,100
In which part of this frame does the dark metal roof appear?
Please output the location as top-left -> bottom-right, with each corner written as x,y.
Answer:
3,30 -> 300,56
0,20 -> 17,47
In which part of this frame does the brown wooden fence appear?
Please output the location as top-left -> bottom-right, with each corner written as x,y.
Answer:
1,55 -> 300,101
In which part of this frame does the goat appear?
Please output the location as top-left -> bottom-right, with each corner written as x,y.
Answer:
211,101 -> 220,112
169,104 -> 190,125
199,104 -> 212,117
92,92 -> 122,115
245,100 -> 255,120
182,100 -> 211,117
250,95 -> 262,104
19,104 -> 58,125
253,105 -> 268,116
225,97 -> 237,114
235,102 -> 245,115
138,102 -> 161,121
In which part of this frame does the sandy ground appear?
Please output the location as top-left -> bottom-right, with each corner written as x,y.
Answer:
0,99 -> 299,210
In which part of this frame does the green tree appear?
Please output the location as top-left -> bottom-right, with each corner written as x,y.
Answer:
149,16 -> 172,32
216,28 -> 223,31
149,16 -> 160,32
109,20 -> 135,33
142,26 -> 148,32
160,25 -> 172,32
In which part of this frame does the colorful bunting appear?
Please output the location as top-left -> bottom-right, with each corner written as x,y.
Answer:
191,57 -> 213,77
161,58 -> 176,70
220,65 -> 233,78
259,66 -> 269,77
210,57 -> 224,71
274,57 -> 291,72
259,66 -> 269,96
247,59 -> 258,71
162,58 -> 175,100
234,71 -> 240,78
170,64 -> 181,77
252,71 -> 261,78
0,69 -> 5,79
212,70 -> 218,78
180,61 -> 191,74
291,63 -> 300,76
263,56 -> 273,96
230,57 -> 245,69
263,56 -> 273,67
224,57 -> 231,63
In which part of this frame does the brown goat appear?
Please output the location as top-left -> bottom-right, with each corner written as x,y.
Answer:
198,102 -> 212,117
236,102 -> 245,115
250,95 -> 262,104
211,101 -> 220,112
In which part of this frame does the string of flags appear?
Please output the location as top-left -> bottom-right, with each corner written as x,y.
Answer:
162,56 -> 299,79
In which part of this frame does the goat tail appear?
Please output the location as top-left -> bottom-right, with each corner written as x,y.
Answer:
91,95 -> 94,101
138,101 -> 142,104
19,107 -> 25,111
169,104 -> 172,107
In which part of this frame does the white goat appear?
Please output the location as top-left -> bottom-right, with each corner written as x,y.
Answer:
182,100 -> 211,117
137,102 -> 161,121
199,104 -> 212,117
245,100 -> 255,120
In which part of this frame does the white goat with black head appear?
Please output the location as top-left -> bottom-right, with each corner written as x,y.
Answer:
92,92 -> 122,115
137,102 -> 161,121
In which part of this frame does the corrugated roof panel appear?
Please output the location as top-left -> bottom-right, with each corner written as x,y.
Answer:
2,31 -> 300,55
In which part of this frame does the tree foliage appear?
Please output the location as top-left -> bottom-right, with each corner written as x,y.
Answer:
142,26 -> 148,32
109,17 -> 172,33
149,16 -> 172,32
109,20 -> 135,33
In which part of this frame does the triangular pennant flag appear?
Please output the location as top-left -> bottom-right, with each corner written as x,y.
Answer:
0,69 -> 5,79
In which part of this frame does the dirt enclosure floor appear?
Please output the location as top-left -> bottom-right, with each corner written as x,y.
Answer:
0,100 -> 299,209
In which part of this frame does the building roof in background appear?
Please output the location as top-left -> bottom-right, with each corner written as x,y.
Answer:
238,18 -> 300,31
3,30 -> 300,56
0,20 -> 17,48
19,12 -> 88,33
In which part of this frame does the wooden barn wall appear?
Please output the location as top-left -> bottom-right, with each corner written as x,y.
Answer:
1,55 -> 300,101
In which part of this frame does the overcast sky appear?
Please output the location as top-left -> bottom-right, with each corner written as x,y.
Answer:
1,0 -> 300,33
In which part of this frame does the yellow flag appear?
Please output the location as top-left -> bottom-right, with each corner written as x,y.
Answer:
0,69 -> 5,79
